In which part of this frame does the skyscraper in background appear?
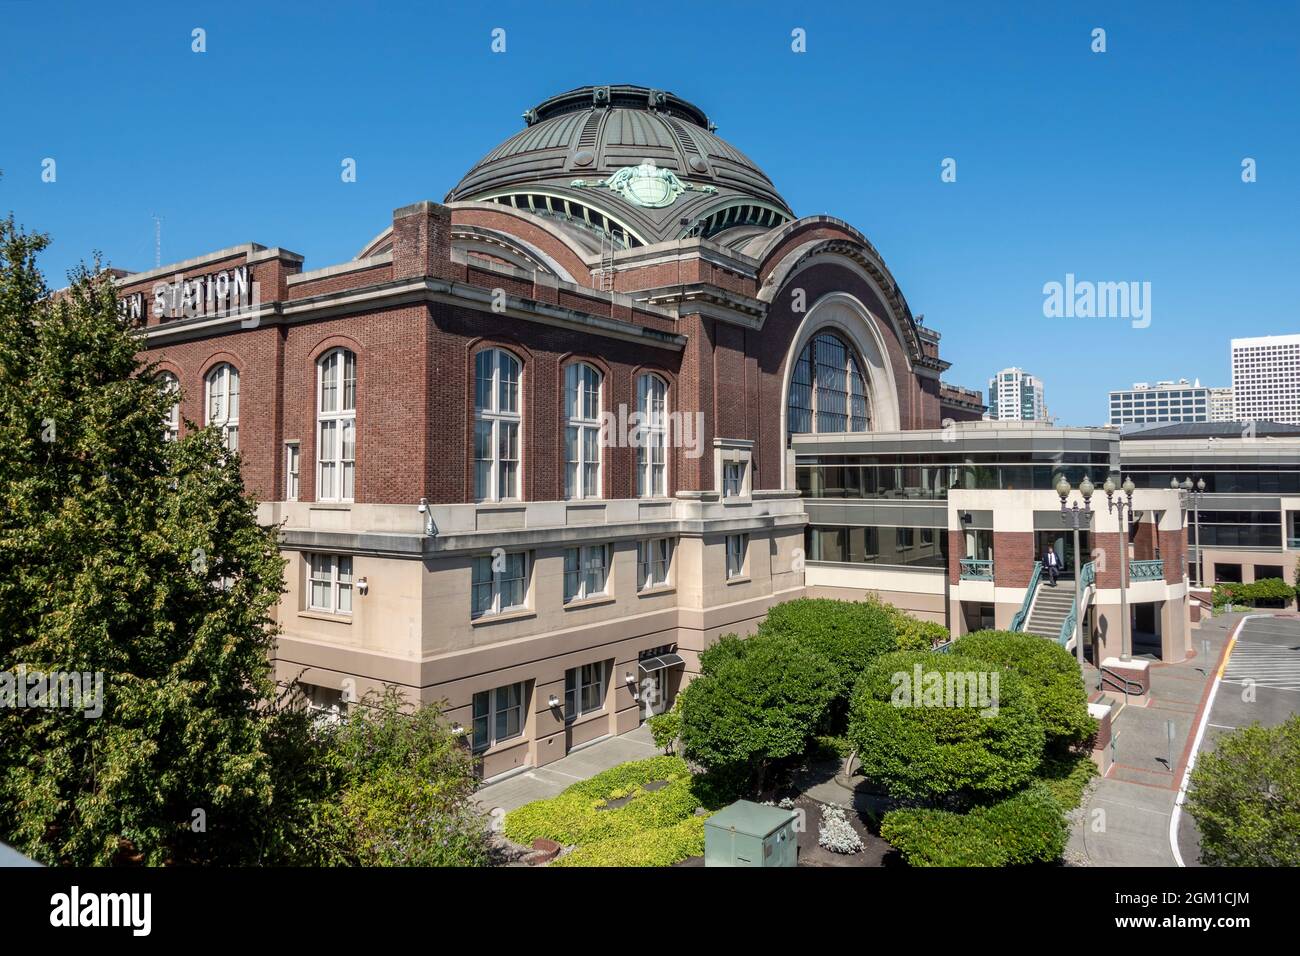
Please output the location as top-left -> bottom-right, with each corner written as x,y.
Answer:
986,367 -> 1048,422
1232,334 -> 1300,424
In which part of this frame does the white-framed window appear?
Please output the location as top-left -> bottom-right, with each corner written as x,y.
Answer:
636,373 -> 667,497
726,533 -> 748,580
564,362 -> 603,499
723,461 -> 745,498
471,551 -> 528,619
637,537 -> 674,591
159,372 -> 180,441
563,544 -> 610,603
474,349 -> 521,501
564,661 -> 607,721
472,682 -> 525,752
285,442 -> 300,501
317,349 -> 356,502
205,363 -> 239,451
307,553 -> 353,615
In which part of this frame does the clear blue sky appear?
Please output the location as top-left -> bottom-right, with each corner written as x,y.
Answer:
2,1 -> 1296,424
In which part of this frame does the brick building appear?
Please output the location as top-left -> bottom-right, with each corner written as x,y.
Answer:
121,85 -> 984,779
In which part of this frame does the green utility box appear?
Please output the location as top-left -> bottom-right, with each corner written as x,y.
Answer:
704,800 -> 798,867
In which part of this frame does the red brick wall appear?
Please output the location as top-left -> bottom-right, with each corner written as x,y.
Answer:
992,531 -> 1034,588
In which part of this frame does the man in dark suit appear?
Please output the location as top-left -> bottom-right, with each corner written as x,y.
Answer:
1043,547 -> 1060,586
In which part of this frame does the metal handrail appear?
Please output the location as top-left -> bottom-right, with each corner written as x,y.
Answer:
959,558 -> 993,581
1098,664 -> 1141,704
1057,560 -> 1097,647
1129,559 -> 1164,581
1010,561 -> 1042,632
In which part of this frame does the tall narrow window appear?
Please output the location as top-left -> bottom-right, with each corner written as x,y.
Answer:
564,363 -> 602,499
285,443 -> 300,501
563,544 -> 610,603
637,537 -> 673,591
564,662 -> 607,721
637,374 -> 667,497
474,349 -> 521,501
787,332 -> 870,435
159,372 -> 180,441
317,349 -> 357,502
205,363 -> 239,451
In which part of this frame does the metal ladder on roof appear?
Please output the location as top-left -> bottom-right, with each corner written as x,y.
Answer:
597,231 -> 616,292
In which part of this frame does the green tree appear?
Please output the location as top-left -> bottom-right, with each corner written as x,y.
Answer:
0,219 -> 287,864
848,650 -> 1045,802
1186,716 -> 1300,866
678,632 -> 836,793
328,687 -> 492,867
757,597 -> 898,726
951,630 -> 1095,750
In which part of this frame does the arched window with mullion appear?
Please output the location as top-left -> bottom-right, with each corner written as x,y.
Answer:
564,362 -> 602,499
787,331 -> 870,436
317,348 -> 357,502
474,349 -> 521,502
205,363 -> 240,451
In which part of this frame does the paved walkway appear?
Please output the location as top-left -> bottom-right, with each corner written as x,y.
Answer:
473,724 -> 661,814
1068,611 -> 1248,866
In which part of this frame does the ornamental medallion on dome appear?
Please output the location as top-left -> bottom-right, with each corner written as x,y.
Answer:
571,160 -> 717,209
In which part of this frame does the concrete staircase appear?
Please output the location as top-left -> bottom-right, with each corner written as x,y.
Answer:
1024,578 -> 1075,641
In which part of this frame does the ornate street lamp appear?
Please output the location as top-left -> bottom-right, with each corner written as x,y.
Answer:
1057,475 -> 1095,668
1104,475 -> 1138,661
1177,477 -> 1206,587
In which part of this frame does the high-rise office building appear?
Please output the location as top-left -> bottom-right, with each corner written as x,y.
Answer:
986,368 -> 1048,422
1232,335 -> 1300,424
1209,386 -> 1235,422
1108,378 -> 1212,426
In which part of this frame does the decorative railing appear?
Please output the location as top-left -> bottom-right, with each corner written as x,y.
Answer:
1288,537 -> 1300,550
1129,559 -> 1164,581
1010,561 -> 1043,632
959,558 -> 993,581
1058,561 -> 1097,648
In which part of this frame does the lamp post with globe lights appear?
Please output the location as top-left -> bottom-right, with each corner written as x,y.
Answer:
1057,474 -> 1095,668
1172,476 -> 1206,586
1105,476 -> 1138,661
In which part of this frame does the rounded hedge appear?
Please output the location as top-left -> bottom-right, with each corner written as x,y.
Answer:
848,650 -> 1045,801
881,782 -> 1068,866
951,629 -> 1095,749
679,631 -> 837,787
757,598 -> 898,703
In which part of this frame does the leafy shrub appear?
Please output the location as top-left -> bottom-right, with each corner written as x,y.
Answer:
892,615 -> 950,651
757,598 -> 898,706
1187,716 -> 1300,866
818,804 -> 864,854
1036,750 -> 1099,811
881,783 -> 1067,866
1213,578 -> 1296,608
679,632 -> 837,792
551,816 -> 706,867
951,630 -> 1095,750
341,765 -> 492,866
646,697 -> 682,754
503,757 -> 697,846
848,650 -> 1045,801
502,756 -> 712,867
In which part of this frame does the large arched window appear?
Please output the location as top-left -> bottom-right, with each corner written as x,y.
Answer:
317,349 -> 357,501
474,348 -> 521,501
205,363 -> 240,451
159,371 -> 180,442
788,331 -> 870,435
637,373 -> 668,497
564,362 -> 602,499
